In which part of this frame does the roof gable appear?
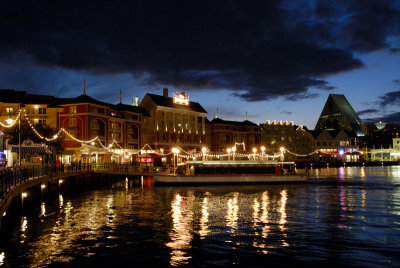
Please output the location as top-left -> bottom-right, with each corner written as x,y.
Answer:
144,93 -> 207,113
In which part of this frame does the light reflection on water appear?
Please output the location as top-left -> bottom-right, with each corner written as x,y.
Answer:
1,166 -> 400,267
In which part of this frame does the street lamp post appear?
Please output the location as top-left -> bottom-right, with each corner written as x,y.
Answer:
227,148 -> 231,161
252,148 -> 257,161
202,147 -> 207,161
232,146 -> 236,161
280,147 -> 285,163
261,146 -> 265,161
172,147 -> 180,175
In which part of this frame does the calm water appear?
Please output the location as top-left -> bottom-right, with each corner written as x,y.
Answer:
1,166 -> 400,267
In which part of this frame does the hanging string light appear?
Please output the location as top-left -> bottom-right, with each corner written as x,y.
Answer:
13,108 -> 324,159
0,110 -> 21,128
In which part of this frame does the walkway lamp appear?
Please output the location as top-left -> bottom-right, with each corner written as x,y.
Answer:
202,147 -> 207,161
252,148 -> 257,161
227,148 -> 231,161
232,146 -> 236,161
261,146 -> 265,161
172,147 -> 178,175
280,147 -> 285,163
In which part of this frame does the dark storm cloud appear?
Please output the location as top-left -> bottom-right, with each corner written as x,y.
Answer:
357,109 -> 379,116
0,0 -> 399,101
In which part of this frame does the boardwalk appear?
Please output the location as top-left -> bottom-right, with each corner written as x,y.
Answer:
0,163 -> 167,220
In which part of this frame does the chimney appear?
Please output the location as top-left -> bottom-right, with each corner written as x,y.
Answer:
163,88 -> 168,98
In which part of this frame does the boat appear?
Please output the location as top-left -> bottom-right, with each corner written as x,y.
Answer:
153,160 -> 307,185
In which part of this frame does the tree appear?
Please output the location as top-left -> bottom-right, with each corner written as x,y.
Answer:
4,120 -> 64,153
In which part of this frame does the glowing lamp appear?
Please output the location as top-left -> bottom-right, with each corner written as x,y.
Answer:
280,147 -> 285,153
202,147 -> 207,153
227,148 -> 232,153
252,148 -> 257,153
261,146 -> 265,152
232,147 -> 236,152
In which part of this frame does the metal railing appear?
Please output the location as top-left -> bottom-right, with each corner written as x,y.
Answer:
0,164 -> 93,200
0,163 -> 171,200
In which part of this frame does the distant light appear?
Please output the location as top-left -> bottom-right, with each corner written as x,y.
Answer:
22,192 -> 28,198
339,149 -> 344,156
41,184 -> 46,189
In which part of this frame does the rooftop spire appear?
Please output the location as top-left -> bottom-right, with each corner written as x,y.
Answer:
83,79 -> 86,95
216,108 -> 219,118
245,111 -> 247,120
120,89 -> 122,104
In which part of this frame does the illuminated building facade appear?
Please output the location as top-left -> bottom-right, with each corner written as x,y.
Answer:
0,90 -> 61,129
58,94 -> 148,163
209,118 -> 261,153
310,129 -> 360,162
262,120 -> 314,160
315,94 -> 365,137
139,88 -> 207,153
0,90 -> 62,164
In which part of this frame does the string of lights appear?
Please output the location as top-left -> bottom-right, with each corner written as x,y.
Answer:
0,110 -> 21,128
284,149 -> 319,157
3,108 -> 325,159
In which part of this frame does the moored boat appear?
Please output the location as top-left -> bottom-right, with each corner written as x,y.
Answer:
154,160 -> 307,184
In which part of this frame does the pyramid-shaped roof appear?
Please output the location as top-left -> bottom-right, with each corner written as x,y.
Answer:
315,94 -> 364,136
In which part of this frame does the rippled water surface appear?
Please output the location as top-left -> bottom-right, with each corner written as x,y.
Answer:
1,166 -> 400,267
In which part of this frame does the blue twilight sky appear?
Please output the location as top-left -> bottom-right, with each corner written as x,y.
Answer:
0,0 -> 399,129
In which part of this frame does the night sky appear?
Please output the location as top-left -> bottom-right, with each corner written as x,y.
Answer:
1,0 -> 399,128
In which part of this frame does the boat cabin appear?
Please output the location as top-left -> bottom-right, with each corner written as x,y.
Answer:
178,161 -> 286,176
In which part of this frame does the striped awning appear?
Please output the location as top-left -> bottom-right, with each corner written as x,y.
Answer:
11,146 -> 49,154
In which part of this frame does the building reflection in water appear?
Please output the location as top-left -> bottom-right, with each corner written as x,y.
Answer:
167,193 -> 193,266
0,252 -> 4,265
40,202 -> 46,217
199,195 -> 210,238
226,192 -> 239,232
20,217 -> 28,244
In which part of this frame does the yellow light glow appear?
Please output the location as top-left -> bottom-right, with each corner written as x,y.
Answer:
232,147 -> 236,152
252,148 -> 257,153
280,147 -> 285,152
227,148 -> 231,153
22,192 -> 28,198
173,93 -> 189,105
261,146 -> 265,152
41,184 -> 46,189
202,147 -> 207,153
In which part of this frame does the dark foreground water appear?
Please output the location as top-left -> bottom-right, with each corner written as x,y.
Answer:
1,166 -> 400,267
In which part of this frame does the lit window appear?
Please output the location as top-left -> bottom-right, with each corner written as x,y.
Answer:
6,107 -> 14,115
69,118 -> 77,126
70,106 -> 77,114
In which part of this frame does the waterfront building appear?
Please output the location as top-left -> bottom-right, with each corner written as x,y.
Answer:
309,129 -> 360,162
370,138 -> 400,161
262,120 -> 314,161
57,93 -> 148,164
209,117 -> 261,153
139,88 -> 207,153
0,89 -> 60,130
359,122 -> 400,149
0,89 -> 62,165
315,94 -> 365,137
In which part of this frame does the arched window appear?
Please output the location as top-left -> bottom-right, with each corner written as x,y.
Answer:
128,124 -> 139,139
